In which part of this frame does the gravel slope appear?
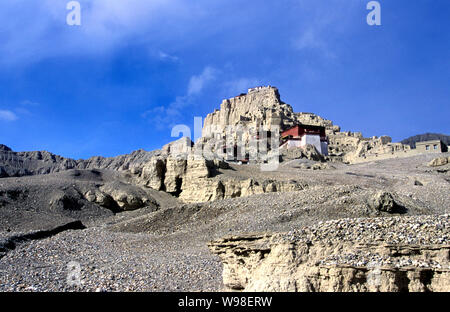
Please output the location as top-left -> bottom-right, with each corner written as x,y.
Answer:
0,153 -> 448,291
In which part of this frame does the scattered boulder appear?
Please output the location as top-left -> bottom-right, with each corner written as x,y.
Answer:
311,163 -> 330,170
368,191 -> 396,213
49,188 -> 84,211
100,181 -> 158,211
280,145 -> 324,162
428,156 -> 450,167
301,144 -> 324,162
83,190 -> 118,211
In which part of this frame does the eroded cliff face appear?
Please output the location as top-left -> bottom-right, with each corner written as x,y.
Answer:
1,86 -> 420,181
200,87 -> 339,161
201,86 -> 336,144
0,140 -> 308,204
200,86 -> 416,164
202,87 -> 293,137
137,155 -> 306,203
209,215 -> 450,292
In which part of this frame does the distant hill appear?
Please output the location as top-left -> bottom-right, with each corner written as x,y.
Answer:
400,133 -> 450,149
0,144 -> 159,178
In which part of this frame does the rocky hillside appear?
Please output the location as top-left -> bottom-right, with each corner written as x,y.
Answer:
209,215 -> 450,292
0,148 -> 448,291
0,144 -> 159,178
200,86 -> 339,157
202,86 -> 337,136
0,168 -> 166,233
0,86 -> 449,292
2,87 -> 433,180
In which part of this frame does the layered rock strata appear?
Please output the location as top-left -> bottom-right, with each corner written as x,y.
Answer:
209,215 -> 450,292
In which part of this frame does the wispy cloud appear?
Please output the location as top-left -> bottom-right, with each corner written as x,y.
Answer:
0,110 -> 18,121
158,51 -> 179,62
0,0 -> 359,68
291,0 -> 360,61
187,67 -> 217,96
142,66 -> 218,129
293,28 -> 337,61
20,100 -> 40,106
295,28 -> 325,50
0,0 -> 193,66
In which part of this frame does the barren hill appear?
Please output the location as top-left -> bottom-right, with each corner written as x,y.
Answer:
0,87 -> 449,292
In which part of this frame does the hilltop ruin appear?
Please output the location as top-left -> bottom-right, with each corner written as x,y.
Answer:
197,86 -> 446,164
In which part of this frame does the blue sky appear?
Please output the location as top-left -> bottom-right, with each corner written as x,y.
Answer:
0,0 -> 449,159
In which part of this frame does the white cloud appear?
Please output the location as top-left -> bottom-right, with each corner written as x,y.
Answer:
21,100 -> 39,106
158,51 -> 179,62
0,110 -> 18,121
293,28 -> 336,60
0,0 -> 194,66
295,29 -> 321,50
187,67 -> 217,96
291,0 -> 360,61
142,71 -> 268,130
0,1 -> 360,67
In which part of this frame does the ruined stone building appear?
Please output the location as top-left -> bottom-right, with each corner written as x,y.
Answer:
196,86 -> 447,164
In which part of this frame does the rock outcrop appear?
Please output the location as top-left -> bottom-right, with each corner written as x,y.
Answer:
99,181 -> 157,211
280,144 -> 324,162
136,154 -> 306,203
200,86 -> 337,160
340,136 -> 447,164
162,137 -> 193,157
209,215 -> 450,292
342,136 -> 406,164
428,156 -> 450,167
2,86 -> 447,180
203,87 -> 288,136
199,86 -> 416,164
45,173 -> 159,213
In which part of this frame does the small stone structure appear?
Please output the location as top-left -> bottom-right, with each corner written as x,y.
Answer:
416,140 -> 447,153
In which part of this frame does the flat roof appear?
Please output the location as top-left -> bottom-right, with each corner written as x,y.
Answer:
282,124 -> 325,132
416,140 -> 442,145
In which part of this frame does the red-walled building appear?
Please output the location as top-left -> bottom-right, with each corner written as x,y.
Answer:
280,124 -> 328,155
